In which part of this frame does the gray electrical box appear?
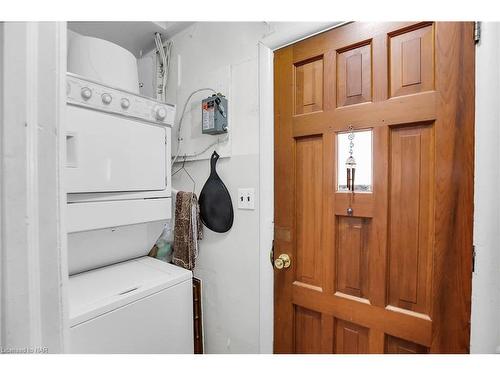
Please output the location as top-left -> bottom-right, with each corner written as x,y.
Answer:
202,94 -> 228,135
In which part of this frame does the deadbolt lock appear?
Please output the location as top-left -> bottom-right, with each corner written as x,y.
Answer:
274,254 -> 291,270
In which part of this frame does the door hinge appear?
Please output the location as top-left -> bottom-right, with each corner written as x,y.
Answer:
474,21 -> 481,44
472,245 -> 476,273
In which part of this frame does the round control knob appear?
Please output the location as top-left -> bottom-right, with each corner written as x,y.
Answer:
154,106 -> 167,121
101,93 -> 112,105
120,98 -> 130,109
81,87 -> 92,100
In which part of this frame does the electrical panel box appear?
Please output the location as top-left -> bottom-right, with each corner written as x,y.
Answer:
202,94 -> 228,135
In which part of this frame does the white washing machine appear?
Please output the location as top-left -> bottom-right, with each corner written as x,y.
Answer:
65,72 -> 193,353
69,257 -> 193,354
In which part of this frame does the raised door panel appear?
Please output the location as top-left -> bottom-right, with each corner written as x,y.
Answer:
386,335 -> 428,354
294,57 -> 324,115
388,124 -> 434,315
336,216 -> 370,299
334,319 -> 369,354
295,136 -> 323,288
336,42 -> 372,107
389,23 -> 434,98
294,306 -> 322,353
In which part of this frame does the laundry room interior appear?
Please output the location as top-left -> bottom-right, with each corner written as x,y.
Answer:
64,21 -> 272,354
2,4 -> 500,363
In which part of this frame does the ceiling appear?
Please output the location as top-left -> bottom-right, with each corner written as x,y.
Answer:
68,21 -> 194,57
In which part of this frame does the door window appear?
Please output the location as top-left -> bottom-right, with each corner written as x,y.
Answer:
337,129 -> 372,192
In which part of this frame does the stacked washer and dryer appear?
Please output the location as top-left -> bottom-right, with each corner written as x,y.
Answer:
65,33 -> 193,353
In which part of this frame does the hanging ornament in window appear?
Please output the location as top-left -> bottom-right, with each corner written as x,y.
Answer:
346,125 -> 356,193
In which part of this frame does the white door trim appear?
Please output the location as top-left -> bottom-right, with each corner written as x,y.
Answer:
257,42 -> 274,354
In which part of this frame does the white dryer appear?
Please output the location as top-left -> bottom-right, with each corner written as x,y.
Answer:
65,72 -> 175,273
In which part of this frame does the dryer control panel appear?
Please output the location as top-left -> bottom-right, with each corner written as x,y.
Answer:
66,73 -> 175,126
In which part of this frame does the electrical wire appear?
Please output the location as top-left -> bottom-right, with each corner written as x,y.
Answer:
171,88 -> 219,166
154,33 -> 166,100
181,134 -> 230,159
154,33 -> 173,102
162,41 -> 173,100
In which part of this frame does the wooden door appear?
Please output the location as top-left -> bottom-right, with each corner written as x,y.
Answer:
273,22 -> 474,354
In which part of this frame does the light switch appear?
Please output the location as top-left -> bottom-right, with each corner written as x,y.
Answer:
246,188 -> 255,210
237,189 -> 246,209
237,188 -> 255,210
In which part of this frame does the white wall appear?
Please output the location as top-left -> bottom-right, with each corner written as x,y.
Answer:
167,22 -> 267,354
471,21 -> 500,354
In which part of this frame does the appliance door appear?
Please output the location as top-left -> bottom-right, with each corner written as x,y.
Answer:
66,105 -> 167,193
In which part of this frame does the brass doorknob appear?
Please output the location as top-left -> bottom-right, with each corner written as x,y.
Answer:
274,254 -> 291,270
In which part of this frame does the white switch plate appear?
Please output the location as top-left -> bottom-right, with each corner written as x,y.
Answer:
237,188 -> 255,210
